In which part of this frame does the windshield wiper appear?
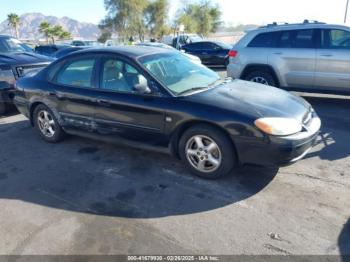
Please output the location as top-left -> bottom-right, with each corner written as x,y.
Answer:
177,86 -> 210,96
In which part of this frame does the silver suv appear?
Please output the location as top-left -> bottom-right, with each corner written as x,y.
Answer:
227,21 -> 350,94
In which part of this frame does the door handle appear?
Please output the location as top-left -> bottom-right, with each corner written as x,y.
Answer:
97,99 -> 111,106
47,91 -> 65,100
320,54 -> 333,57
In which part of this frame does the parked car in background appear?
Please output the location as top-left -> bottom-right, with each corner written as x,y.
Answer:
54,46 -> 87,59
227,20 -> 350,95
181,41 -> 232,66
136,42 -> 202,64
0,35 -> 52,115
71,40 -> 101,47
14,46 -> 320,179
105,39 -> 123,47
162,34 -> 203,49
35,44 -> 72,57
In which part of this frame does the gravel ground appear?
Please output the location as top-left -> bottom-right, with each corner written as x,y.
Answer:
0,70 -> 349,256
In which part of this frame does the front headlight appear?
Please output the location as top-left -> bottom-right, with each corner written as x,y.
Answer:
254,117 -> 302,136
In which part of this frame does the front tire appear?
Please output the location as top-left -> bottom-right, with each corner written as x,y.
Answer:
33,104 -> 65,143
245,70 -> 276,86
179,124 -> 236,179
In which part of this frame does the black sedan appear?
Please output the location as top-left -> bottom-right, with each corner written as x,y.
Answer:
14,47 -> 321,179
34,44 -> 72,57
181,41 -> 232,67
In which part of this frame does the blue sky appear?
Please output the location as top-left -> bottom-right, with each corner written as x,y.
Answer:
1,0 -> 349,26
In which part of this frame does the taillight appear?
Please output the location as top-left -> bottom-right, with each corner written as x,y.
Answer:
228,50 -> 238,57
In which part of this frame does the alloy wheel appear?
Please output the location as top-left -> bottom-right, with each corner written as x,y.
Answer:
37,110 -> 56,138
250,76 -> 269,85
185,135 -> 222,173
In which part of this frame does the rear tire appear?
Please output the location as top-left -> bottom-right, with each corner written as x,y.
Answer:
245,70 -> 276,86
179,124 -> 236,179
33,104 -> 65,143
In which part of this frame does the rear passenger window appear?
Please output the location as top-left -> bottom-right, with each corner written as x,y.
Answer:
56,59 -> 95,88
294,30 -> 314,48
248,32 -> 278,47
276,30 -> 315,48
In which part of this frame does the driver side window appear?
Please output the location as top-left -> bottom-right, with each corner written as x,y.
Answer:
101,58 -> 148,93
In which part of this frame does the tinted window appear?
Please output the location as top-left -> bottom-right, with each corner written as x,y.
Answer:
322,29 -> 350,49
276,30 -> 315,48
294,30 -> 314,48
248,32 -> 279,47
277,31 -> 293,48
185,42 -> 202,50
56,59 -> 95,88
101,59 -> 147,93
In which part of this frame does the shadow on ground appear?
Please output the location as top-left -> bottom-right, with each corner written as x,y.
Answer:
0,116 -> 278,219
302,96 -> 350,162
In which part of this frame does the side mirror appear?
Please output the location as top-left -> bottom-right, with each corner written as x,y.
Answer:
134,83 -> 152,95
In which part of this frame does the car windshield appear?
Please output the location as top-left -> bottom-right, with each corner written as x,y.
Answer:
0,37 -> 28,53
139,52 -> 220,96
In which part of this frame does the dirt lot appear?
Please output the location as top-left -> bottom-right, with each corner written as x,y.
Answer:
0,71 -> 349,256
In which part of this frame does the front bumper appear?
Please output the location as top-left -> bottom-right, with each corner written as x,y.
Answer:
235,114 -> 321,167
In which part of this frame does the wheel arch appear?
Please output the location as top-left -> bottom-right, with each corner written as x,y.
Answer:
29,101 -> 63,127
240,64 -> 280,87
169,120 -> 239,163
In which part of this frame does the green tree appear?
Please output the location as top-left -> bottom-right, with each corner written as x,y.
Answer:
100,0 -> 149,42
7,13 -> 20,38
176,1 -> 221,36
39,21 -> 51,44
98,31 -> 112,43
50,25 -> 71,44
145,0 -> 170,39
39,22 -> 71,44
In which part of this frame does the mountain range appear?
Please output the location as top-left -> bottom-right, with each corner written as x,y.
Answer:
0,13 -> 100,40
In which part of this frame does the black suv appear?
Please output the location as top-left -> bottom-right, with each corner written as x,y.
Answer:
0,35 -> 52,115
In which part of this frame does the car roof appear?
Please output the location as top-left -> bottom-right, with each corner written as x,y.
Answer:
251,23 -> 350,34
69,46 -> 172,58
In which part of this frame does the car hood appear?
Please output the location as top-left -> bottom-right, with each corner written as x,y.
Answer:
186,80 -> 311,122
0,52 -> 52,66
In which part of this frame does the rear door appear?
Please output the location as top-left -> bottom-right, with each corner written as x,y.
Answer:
268,29 -> 317,88
49,55 -> 100,131
93,55 -> 166,144
314,28 -> 350,92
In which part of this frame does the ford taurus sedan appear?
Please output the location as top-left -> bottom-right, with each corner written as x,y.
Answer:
14,46 -> 321,179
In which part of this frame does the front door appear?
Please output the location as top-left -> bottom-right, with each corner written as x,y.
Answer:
314,28 -> 350,92
94,56 -> 166,145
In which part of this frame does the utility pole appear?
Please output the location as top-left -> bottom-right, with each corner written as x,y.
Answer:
345,0 -> 349,23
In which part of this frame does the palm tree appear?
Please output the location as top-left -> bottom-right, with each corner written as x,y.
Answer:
7,13 -> 20,38
39,21 -> 51,44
